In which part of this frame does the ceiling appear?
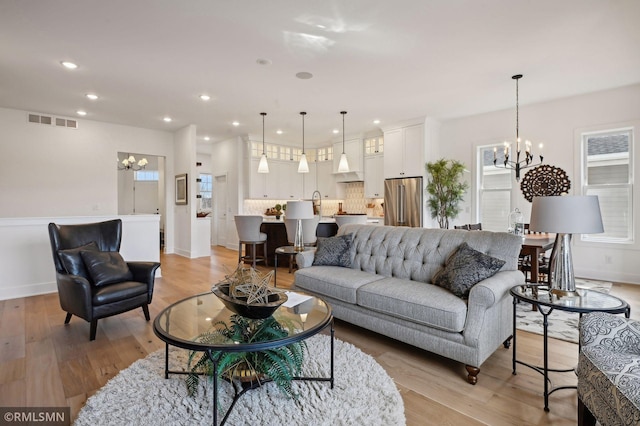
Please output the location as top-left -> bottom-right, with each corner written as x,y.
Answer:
1,0 -> 639,149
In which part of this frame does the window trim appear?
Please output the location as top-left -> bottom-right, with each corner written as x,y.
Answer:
581,127 -> 634,244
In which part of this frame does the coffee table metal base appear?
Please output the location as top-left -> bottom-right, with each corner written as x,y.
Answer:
163,318 -> 335,425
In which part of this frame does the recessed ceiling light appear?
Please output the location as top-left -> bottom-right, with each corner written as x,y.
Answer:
332,129 -> 339,134
199,94 -> 210,101
276,129 -> 283,135
232,121 -> 240,127
296,72 -> 313,80
76,110 -> 87,116
86,93 -> 98,100
204,136 -> 210,141
61,61 -> 78,70
373,119 -> 380,124
163,116 -> 172,122
256,58 -> 272,66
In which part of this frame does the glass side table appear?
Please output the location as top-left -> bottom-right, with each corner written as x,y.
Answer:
274,246 -> 312,287
510,285 -> 630,412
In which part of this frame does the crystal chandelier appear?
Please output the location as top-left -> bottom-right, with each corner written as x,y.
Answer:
118,155 -> 148,171
494,74 -> 543,181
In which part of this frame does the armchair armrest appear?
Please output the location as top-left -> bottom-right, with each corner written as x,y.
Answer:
127,262 -> 161,303
127,261 -> 161,284
55,273 -> 93,321
580,312 -> 640,353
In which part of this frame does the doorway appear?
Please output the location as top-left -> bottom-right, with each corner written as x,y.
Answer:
214,174 -> 227,246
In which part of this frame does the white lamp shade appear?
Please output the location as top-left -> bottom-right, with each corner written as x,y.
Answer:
286,200 -> 314,220
529,195 -> 604,234
338,153 -> 350,173
298,154 -> 309,173
257,154 -> 269,173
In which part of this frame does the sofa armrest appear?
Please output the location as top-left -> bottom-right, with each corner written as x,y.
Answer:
468,270 -> 525,309
295,249 -> 317,269
580,312 -> 640,353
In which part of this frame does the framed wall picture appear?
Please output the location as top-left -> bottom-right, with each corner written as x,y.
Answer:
175,173 -> 188,205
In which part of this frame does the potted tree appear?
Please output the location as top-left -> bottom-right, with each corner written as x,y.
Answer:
425,159 -> 468,229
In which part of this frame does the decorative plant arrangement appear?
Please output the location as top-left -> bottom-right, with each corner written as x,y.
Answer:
425,159 -> 469,229
211,263 -> 286,319
265,203 -> 283,219
186,314 -> 307,398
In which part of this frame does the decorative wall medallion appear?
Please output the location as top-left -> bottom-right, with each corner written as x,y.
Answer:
520,165 -> 571,202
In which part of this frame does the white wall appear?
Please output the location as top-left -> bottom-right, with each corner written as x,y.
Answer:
0,107 -> 175,217
211,136 -> 244,250
439,83 -> 640,284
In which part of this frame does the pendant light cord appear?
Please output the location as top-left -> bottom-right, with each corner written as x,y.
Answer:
261,112 -> 266,154
341,111 -> 347,153
301,112 -> 306,153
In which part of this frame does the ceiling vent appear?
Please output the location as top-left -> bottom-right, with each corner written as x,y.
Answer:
27,112 -> 78,129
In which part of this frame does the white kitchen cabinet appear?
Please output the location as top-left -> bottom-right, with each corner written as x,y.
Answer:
303,162 -> 317,199
249,158 -> 278,199
316,160 -> 336,199
383,124 -> 424,178
333,138 -> 363,174
364,155 -> 384,198
279,160 -> 304,200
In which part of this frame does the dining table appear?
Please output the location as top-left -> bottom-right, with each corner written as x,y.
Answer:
520,233 -> 556,285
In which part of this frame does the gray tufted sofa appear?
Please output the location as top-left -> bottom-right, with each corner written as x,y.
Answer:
293,224 -> 524,384
578,312 -> 640,426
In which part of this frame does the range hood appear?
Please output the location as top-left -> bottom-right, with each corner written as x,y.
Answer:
333,170 -> 364,182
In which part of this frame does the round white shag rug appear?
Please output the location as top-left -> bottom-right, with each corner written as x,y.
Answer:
75,334 -> 405,426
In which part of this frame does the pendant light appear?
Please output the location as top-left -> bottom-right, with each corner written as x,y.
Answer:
338,111 -> 350,173
298,111 -> 309,173
257,112 -> 269,173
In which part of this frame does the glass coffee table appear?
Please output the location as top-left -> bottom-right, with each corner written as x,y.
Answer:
153,291 -> 333,425
510,285 -> 629,412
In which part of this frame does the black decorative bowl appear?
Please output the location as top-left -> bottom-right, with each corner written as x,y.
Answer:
212,284 -> 288,319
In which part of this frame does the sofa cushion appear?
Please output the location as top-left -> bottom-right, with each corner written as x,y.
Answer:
294,266 -> 383,304
80,251 -> 133,287
92,280 -> 148,306
313,234 -> 353,267
58,241 -> 99,278
357,278 -> 468,332
433,242 -> 505,298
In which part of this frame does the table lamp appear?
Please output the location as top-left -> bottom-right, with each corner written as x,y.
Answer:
529,195 -> 604,297
286,200 -> 314,251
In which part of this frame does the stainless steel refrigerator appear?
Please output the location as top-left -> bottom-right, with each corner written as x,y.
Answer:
384,177 -> 423,227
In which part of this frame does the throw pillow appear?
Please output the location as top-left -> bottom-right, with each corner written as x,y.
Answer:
433,242 -> 505,298
80,251 -> 133,287
58,241 -> 99,277
312,234 -> 353,267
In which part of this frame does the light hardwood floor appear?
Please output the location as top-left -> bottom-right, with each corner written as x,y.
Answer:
1,246 -> 638,425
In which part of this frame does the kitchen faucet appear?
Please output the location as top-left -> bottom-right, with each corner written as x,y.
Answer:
312,190 -> 322,217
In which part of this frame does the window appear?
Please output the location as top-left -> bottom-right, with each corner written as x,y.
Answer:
582,128 -> 633,242
134,170 -> 159,181
198,173 -> 212,210
478,145 -> 512,231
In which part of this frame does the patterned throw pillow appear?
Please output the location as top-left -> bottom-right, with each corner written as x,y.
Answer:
80,251 -> 133,287
433,242 -> 505,298
312,234 -> 353,267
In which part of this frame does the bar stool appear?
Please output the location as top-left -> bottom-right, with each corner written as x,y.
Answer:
234,215 -> 267,268
334,215 -> 368,227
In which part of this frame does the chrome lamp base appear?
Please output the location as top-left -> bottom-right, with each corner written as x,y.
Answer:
549,233 -> 580,298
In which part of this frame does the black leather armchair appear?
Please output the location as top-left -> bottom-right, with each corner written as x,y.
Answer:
48,219 -> 160,341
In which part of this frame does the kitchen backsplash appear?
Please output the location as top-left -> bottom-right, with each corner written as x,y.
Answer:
244,182 -> 384,217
